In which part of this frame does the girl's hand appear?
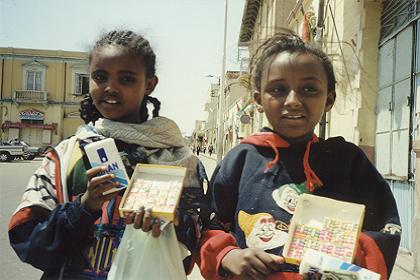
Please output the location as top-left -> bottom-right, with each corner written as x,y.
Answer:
125,207 -> 161,238
221,248 -> 284,280
81,166 -> 120,212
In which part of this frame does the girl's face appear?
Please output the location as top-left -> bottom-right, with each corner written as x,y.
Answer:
89,45 -> 157,123
255,52 -> 335,141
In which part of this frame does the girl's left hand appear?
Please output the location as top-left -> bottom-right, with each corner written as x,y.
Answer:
125,207 -> 161,237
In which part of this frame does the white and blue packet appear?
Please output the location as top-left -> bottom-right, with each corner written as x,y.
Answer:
84,138 -> 129,195
299,249 -> 380,280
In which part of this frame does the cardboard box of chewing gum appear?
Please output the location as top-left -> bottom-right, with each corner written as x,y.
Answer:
119,163 -> 187,222
283,194 -> 365,265
84,138 -> 129,195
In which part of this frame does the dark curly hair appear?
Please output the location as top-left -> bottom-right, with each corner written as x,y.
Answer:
250,28 -> 336,93
80,30 -> 160,124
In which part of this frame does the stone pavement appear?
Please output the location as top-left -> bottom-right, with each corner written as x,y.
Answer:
391,250 -> 420,280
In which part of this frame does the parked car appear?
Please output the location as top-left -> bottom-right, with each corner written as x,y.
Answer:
19,141 -> 43,160
0,141 -> 28,162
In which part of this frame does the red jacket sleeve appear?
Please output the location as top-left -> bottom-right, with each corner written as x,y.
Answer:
356,232 -> 400,280
198,229 -> 239,279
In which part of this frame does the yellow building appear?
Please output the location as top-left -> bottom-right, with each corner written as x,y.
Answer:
0,47 -> 88,147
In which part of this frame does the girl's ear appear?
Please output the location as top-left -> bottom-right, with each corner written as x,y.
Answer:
253,91 -> 262,104
324,91 -> 336,112
254,91 -> 265,113
145,76 -> 159,96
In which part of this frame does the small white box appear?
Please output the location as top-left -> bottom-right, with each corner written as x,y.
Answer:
299,249 -> 380,280
84,138 -> 129,195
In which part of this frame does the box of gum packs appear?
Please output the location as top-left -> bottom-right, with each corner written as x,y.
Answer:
283,194 -> 365,265
119,163 -> 186,222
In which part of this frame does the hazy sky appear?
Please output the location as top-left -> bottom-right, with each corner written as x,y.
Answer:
0,0 -> 246,135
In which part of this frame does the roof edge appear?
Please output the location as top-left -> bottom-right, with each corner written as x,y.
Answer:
238,0 -> 261,46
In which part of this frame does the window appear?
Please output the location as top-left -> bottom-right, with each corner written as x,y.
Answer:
26,70 -> 42,90
22,61 -> 46,91
74,73 -> 89,95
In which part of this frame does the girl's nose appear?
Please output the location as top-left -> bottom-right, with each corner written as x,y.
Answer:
284,90 -> 302,108
104,80 -> 119,94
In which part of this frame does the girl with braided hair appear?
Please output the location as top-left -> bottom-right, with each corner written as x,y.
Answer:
9,30 -> 207,279
198,29 -> 401,279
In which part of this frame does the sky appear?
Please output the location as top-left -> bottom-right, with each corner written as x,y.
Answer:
0,0 -> 246,135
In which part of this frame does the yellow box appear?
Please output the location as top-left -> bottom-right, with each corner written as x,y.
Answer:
119,164 -> 187,222
283,194 -> 365,265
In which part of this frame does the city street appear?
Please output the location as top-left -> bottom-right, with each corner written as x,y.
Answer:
0,158 -> 43,279
0,155 -> 415,280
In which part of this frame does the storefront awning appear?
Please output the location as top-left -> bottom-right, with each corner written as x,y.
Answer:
1,121 -> 57,134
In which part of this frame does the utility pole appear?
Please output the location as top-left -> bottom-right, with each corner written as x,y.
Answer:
315,0 -> 327,139
216,0 -> 228,163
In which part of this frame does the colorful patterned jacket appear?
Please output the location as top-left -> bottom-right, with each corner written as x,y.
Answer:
9,125 -> 207,279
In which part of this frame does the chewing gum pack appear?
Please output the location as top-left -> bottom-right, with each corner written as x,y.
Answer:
84,138 -> 129,195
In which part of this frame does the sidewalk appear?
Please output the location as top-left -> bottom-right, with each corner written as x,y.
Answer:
198,152 -> 217,162
391,250 -> 420,280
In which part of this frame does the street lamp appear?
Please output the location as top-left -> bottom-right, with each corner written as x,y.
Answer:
204,0 -> 228,163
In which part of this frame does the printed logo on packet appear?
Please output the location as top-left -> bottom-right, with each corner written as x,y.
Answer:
97,148 -> 109,163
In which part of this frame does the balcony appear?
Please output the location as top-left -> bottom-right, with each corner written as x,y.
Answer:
13,90 -> 48,104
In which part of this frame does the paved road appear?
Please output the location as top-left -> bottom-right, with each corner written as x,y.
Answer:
0,158 -> 43,279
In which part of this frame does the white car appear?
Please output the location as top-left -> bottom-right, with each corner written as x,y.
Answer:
0,141 -> 28,162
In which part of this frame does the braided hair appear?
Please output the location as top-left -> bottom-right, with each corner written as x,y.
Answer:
80,30 -> 161,124
250,28 -> 336,93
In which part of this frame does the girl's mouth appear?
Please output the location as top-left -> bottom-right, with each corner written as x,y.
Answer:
104,99 -> 118,104
282,116 -> 305,123
282,114 -> 305,119
102,96 -> 121,105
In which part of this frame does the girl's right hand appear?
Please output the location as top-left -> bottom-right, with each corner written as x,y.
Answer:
125,207 -> 161,238
81,166 -> 120,212
221,248 -> 284,280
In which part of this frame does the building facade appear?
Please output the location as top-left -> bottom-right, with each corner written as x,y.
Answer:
0,47 -> 87,147
202,71 -> 250,156
204,83 -> 219,149
191,120 -> 207,152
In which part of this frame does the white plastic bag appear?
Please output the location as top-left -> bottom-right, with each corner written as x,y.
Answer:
108,223 -> 187,280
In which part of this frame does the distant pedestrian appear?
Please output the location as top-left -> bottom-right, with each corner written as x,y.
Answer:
208,144 -> 214,156
203,146 -> 206,154
196,145 -> 200,156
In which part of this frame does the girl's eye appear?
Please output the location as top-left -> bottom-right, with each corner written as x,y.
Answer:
268,85 -> 287,96
302,86 -> 318,95
91,73 -> 107,83
120,75 -> 136,84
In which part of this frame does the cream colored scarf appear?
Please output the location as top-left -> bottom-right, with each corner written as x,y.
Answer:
92,117 -> 199,188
